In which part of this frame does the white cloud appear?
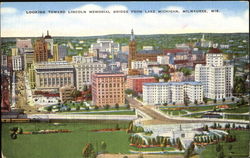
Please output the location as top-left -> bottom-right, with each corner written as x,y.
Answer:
1,4 -> 249,37
1,7 -> 17,14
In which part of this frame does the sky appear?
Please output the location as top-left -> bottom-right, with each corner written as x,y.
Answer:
1,1 -> 249,37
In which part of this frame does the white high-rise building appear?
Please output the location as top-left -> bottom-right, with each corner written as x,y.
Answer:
12,55 -> 23,71
143,82 -> 203,105
73,56 -> 106,90
195,48 -> 234,99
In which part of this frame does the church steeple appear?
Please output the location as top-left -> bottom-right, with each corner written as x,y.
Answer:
130,29 -> 135,41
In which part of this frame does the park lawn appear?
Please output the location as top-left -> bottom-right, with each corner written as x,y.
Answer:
185,105 -> 215,112
185,113 -> 203,118
63,111 -> 136,115
223,105 -> 249,113
129,146 -> 176,152
161,109 -> 187,115
200,130 -> 250,158
225,115 -> 249,120
2,121 -> 131,158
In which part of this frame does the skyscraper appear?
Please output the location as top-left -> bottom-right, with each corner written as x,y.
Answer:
195,48 -> 234,99
34,37 -> 48,63
44,30 -> 54,57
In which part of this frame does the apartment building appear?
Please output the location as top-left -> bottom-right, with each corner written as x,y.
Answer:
143,82 -> 203,105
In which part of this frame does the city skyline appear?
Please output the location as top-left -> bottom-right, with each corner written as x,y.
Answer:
1,1 -> 249,37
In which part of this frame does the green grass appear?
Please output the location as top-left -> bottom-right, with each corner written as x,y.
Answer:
225,115 -> 249,120
161,109 -> 187,115
129,146 -> 176,151
185,106 -> 215,112
223,105 -> 250,113
201,130 -> 250,158
186,113 -> 203,118
2,122 -> 131,158
63,111 -> 136,115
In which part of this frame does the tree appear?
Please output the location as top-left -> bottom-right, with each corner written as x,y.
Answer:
101,141 -> 107,153
222,98 -> 225,102
216,144 -> 222,152
10,133 -> 17,139
203,125 -> 209,131
204,97 -> 208,104
233,76 -> 246,96
228,144 -> 232,151
194,99 -> 198,105
163,102 -> 168,106
104,104 -> 110,110
47,106 -> 52,112
85,107 -> 89,111
218,151 -> 224,158
231,97 -> 235,102
82,143 -> 95,158
76,106 -> 80,111
115,103 -> 119,110
213,99 -> 217,104
126,104 -> 130,109
239,98 -> 245,105
67,107 -> 71,111
94,105 -> 99,110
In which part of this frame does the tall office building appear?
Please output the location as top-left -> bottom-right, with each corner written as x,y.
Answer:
53,44 -> 59,61
34,37 -> 48,63
73,56 -> 106,90
12,55 -> 24,71
92,73 -> 125,106
44,30 -> 54,57
195,48 -> 234,99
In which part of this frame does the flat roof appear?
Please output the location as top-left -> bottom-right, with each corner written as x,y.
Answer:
143,81 -> 202,86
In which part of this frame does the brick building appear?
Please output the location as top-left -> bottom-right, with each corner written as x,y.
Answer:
34,37 -> 48,63
126,75 -> 157,93
92,73 -> 125,106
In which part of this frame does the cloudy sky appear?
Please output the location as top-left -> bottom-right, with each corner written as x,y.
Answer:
1,1 -> 249,37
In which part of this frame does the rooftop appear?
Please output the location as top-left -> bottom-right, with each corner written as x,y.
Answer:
164,49 -> 189,54
127,75 -> 155,79
208,48 -> 222,54
143,81 -> 202,86
138,50 -> 162,54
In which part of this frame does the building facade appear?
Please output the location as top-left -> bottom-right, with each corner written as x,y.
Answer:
143,82 -> 203,105
24,51 -> 34,71
16,39 -> 33,54
92,73 -> 125,106
128,29 -> 163,75
12,55 -> 23,71
59,86 -> 76,102
44,31 -> 54,57
34,38 -> 48,63
126,75 -> 157,93
73,56 -> 106,90
195,48 -> 234,99
34,61 -> 74,90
